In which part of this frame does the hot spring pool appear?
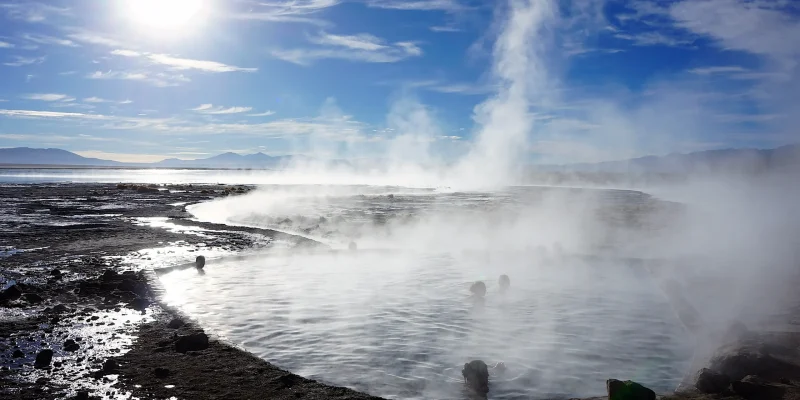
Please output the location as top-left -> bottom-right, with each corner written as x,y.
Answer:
158,250 -> 693,399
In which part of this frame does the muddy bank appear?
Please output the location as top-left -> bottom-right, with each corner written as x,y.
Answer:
0,183 -> 377,400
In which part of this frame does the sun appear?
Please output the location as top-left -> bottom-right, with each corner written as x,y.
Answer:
125,0 -> 209,31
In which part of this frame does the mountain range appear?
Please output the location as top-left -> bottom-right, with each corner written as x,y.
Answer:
1,144 -> 798,175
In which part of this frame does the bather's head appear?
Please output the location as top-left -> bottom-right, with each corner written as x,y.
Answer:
195,255 -> 205,269
498,275 -> 510,292
470,281 -> 487,298
348,241 -> 357,251
462,360 -> 490,395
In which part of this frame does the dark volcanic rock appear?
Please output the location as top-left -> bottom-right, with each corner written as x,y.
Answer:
53,303 -> 69,313
175,332 -> 209,353
129,297 -> 150,311
34,349 -> 54,368
731,375 -> 785,399
64,339 -> 80,352
50,269 -> 63,278
101,269 -> 118,282
710,345 -> 800,381
103,359 -> 119,373
606,379 -> 656,400
1,284 -> 23,301
154,367 -> 170,378
24,293 -> 44,303
75,391 -> 90,400
462,360 -> 489,395
12,349 -> 24,358
695,368 -> 730,393
167,318 -> 185,329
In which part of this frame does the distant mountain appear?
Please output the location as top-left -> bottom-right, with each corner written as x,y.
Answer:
0,147 -> 123,166
0,147 -> 348,169
554,144 -> 800,175
1,145 -> 797,174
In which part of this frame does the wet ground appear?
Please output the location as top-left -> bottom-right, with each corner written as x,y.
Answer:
0,183 -> 379,400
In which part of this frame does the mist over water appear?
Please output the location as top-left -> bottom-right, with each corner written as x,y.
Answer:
154,1 -> 800,398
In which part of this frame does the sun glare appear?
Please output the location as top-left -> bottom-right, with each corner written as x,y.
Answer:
125,0 -> 209,31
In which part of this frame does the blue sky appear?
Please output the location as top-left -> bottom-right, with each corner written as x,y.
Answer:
0,0 -> 798,164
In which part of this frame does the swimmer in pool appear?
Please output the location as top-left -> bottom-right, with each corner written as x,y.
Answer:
498,274 -> 510,293
462,360 -> 507,396
468,281 -> 486,307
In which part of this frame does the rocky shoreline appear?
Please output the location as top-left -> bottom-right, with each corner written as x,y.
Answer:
1,183 -> 799,400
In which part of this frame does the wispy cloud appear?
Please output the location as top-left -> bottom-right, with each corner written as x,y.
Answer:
87,70 -> 191,87
111,49 -> 140,57
0,2 -> 70,23
0,109 -> 103,119
430,26 -> 462,32
22,93 -> 75,102
3,55 -> 45,67
21,33 -> 78,47
688,66 -> 749,75
0,40 -> 13,48
272,32 -> 422,65
228,0 -> 339,26
614,31 -> 695,47
247,110 -> 276,117
366,0 -> 471,11
191,104 -> 253,114
66,31 -> 122,47
405,80 -> 493,95
59,71 -> 77,75
110,49 -> 257,72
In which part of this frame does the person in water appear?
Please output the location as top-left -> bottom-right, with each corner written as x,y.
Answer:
498,275 -> 510,293
348,241 -> 357,251
468,281 -> 487,307
462,360 -> 507,396
195,255 -> 206,270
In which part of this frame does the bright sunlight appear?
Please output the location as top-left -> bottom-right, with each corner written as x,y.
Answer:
125,0 -> 209,31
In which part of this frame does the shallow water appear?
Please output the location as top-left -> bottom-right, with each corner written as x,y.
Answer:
158,185 -> 693,399
159,251 -> 692,399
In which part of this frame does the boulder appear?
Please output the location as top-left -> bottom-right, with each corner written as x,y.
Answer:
76,390 -> 90,400
709,345 -> 800,381
175,332 -> 209,353
129,297 -> 150,312
731,375 -> 785,400
167,318 -> 185,329
23,293 -> 44,303
64,339 -> 80,352
154,367 -> 170,378
103,359 -> 119,373
100,270 -> 118,282
12,349 -> 24,358
695,368 -> 730,393
34,349 -> 53,368
462,360 -> 489,395
50,269 -> 63,279
1,285 -> 23,301
606,379 -> 656,400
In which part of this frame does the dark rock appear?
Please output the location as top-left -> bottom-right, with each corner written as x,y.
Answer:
76,391 -> 90,400
462,360 -> 489,395
64,339 -> 80,352
36,377 -> 49,385
695,368 -> 730,393
1,285 -> 23,301
52,304 -> 69,313
103,359 -> 119,372
732,375 -> 785,399
50,269 -> 63,278
12,349 -> 24,358
709,346 -> 800,381
129,297 -> 150,311
101,270 -> 118,282
175,332 -> 209,353
23,293 -> 44,303
167,318 -> 185,329
154,367 -> 170,378
34,349 -> 54,368
606,379 -> 656,400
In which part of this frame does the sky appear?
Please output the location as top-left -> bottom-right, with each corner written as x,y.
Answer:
0,0 -> 798,164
